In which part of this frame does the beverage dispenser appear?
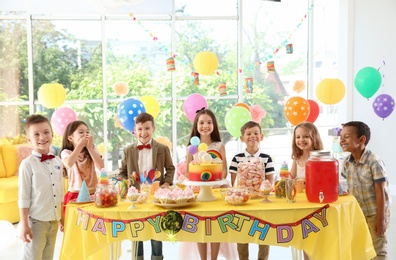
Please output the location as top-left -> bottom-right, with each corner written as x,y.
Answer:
305,151 -> 339,203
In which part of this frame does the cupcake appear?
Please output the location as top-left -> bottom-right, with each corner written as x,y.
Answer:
260,180 -> 272,196
126,186 -> 140,201
136,192 -> 148,204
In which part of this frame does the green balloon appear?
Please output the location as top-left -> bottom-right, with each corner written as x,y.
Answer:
354,67 -> 382,98
225,106 -> 252,139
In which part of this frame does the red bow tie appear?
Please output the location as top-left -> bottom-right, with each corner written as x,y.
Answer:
137,143 -> 151,150
41,154 -> 55,162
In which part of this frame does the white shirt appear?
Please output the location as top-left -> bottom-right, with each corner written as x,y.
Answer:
138,140 -> 153,173
18,150 -> 63,221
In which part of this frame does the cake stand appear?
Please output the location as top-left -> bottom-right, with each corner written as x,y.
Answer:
183,180 -> 228,202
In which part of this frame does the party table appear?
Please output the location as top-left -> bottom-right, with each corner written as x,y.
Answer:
60,190 -> 376,260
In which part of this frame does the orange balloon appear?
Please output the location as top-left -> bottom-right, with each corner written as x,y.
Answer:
234,102 -> 251,112
283,96 -> 310,126
113,82 -> 129,96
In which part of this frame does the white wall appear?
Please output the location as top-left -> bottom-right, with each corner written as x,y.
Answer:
348,0 -> 396,192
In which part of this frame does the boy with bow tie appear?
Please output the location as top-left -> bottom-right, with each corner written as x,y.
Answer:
18,114 -> 64,259
118,112 -> 175,260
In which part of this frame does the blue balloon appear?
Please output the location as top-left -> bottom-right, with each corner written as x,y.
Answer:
190,136 -> 200,146
117,98 -> 146,131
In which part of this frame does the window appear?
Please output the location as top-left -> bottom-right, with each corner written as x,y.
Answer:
0,0 -> 341,174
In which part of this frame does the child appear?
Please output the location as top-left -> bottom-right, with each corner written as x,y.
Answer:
290,122 -> 323,179
60,120 -> 104,209
340,121 -> 390,259
18,114 -> 64,259
229,121 -> 274,260
181,108 -> 237,260
289,121 -> 323,260
118,112 -> 175,260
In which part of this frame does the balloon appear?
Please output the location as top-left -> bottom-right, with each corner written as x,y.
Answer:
283,96 -> 310,126
306,99 -> 320,123
225,106 -> 252,139
140,96 -> 160,119
183,93 -> 208,122
354,67 -> 382,98
372,94 -> 395,119
117,98 -> 146,131
113,82 -> 129,96
198,143 -> 208,152
188,145 -> 198,155
51,107 -> 77,136
234,102 -> 251,112
193,51 -> 219,75
190,136 -> 200,146
0,220 -> 17,249
315,78 -> 345,104
38,83 -> 66,109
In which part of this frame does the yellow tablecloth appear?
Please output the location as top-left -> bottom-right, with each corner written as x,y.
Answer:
60,190 -> 376,260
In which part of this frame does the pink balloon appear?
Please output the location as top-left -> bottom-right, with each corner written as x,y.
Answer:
183,93 -> 208,122
51,107 -> 77,136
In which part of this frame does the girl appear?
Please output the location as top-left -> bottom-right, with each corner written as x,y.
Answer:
289,122 -> 323,260
290,122 -> 323,179
61,120 -> 104,209
180,109 -> 237,260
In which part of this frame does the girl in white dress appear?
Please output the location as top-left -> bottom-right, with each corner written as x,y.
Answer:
180,109 -> 237,260
289,122 -> 323,260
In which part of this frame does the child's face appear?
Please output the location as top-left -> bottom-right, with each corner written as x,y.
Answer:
340,126 -> 363,153
68,124 -> 89,146
294,126 -> 313,151
197,114 -> 214,137
26,122 -> 53,154
135,121 -> 155,144
240,126 -> 263,148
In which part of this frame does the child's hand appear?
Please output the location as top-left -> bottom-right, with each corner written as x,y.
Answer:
19,223 -> 33,243
77,136 -> 88,150
86,134 -> 94,148
375,218 -> 387,236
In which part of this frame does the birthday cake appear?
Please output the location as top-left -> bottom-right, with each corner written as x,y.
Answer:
188,149 -> 223,182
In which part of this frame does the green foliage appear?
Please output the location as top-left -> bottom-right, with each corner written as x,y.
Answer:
1,16 -> 298,168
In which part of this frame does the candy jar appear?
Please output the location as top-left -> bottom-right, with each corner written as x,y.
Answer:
94,169 -> 118,208
305,151 -> 339,203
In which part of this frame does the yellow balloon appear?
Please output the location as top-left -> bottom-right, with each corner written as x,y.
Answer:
193,51 -> 219,75
37,83 -> 66,108
316,78 -> 346,105
198,143 -> 208,152
140,95 -> 160,119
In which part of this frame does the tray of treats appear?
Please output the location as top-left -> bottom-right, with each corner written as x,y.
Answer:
153,201 -> 197,209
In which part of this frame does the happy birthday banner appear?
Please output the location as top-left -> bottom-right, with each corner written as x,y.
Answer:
76,204 -> 329,243
129,3 -> 313,76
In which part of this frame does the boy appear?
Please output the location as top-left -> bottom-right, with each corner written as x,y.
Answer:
118,112 -> 175,260
229,121 -> 274,260
340,121 -> 390,259
18,114 -> 64,259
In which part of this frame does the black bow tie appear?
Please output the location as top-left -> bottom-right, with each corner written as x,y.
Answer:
41,154 -> 55,162
137,143 -> 151,150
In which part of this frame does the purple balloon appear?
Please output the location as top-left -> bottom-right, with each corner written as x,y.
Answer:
188,145 -> 198,155
372,94 -> 395,119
